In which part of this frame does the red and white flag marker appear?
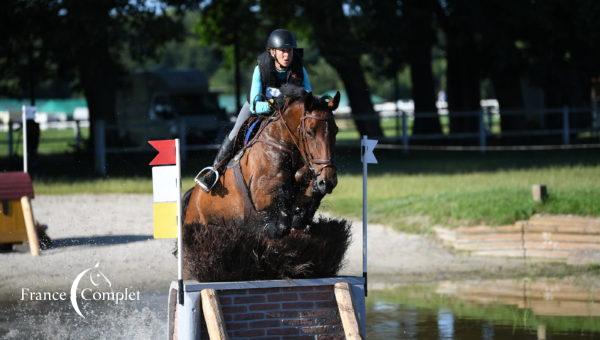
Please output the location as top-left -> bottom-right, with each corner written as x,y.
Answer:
149,139 -> 185,305
149,139 -> 179,239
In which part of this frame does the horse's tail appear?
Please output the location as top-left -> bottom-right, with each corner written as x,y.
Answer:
181,187 -> 194,222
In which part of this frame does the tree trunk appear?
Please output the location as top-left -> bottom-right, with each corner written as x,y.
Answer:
329,58 -> 384,137
491,69 -> 525,132
405,0 -> 442,135
302,0 -> 383,137
409,45 -> 441,134
79,53 -> 118,153
446,33 -> 481,134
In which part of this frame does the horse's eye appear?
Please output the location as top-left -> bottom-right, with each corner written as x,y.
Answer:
307,128 -> 316,137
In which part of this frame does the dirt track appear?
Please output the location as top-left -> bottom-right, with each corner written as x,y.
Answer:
0,194 -> 557,299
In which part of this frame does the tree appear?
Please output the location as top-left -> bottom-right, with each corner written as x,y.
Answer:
197,0 -> 265,112
299,0 -> 383,137
1,0 -> 196,153
436,0 -> 483,134
402,0 -> 442,135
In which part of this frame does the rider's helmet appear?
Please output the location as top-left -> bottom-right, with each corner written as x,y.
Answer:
266,29 -> 297,49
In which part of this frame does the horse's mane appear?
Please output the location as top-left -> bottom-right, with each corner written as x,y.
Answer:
280,83 -> 307,100
279,83 -> 330,110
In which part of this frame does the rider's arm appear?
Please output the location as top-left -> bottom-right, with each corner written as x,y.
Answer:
249,66 -> 272,115
302,67 -> 313,93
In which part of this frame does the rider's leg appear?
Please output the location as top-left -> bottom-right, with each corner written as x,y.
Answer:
197,102 -> 251,191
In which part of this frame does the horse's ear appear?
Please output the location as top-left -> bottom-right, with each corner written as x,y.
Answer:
304,92 -> 315,111
328,91 -> 341,111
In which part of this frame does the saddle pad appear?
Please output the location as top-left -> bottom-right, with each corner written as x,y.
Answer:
244,119 -> 262,146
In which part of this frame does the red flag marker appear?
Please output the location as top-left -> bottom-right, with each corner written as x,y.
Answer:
148,140 -> 176,166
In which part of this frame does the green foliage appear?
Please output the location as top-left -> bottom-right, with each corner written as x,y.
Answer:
196,0 -> 265,65
321,150 -> 600,233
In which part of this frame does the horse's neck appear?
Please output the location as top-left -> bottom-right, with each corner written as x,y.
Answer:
259,114 -> 302,166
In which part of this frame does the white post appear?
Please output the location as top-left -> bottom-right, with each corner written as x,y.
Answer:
21,106 -> 28,173
361,135 -> 368,297
175,138 -> 184,306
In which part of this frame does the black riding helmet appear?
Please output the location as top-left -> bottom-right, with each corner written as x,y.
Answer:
266,29 -> 297,49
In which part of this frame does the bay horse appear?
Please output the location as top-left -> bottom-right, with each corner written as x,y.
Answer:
183,85 -> 340,238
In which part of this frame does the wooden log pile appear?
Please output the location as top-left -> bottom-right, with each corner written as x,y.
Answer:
434,215 -> 600,263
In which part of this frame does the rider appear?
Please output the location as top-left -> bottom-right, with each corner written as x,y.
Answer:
196,28 -> 313,192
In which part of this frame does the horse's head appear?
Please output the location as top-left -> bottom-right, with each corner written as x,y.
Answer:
280,85 -> 340,195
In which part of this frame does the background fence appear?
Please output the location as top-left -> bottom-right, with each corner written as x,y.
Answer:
2,105 -> 599,175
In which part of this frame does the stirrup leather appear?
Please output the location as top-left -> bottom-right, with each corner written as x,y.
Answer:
194,166 -> 220,192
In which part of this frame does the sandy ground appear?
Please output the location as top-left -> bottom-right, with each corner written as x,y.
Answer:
0,194 -> 550,300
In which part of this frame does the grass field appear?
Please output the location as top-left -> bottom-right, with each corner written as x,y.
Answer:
17,147 -> 600,234
0,126 -> 87,157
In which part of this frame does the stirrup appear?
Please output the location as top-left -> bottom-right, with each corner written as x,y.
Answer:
194,166 -> 220,192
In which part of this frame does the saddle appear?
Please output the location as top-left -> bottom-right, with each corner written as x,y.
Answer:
228,114 -> 272,166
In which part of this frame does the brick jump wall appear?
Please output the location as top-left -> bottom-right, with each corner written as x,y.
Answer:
210,285 -> 343,339
168,277 -> 366,340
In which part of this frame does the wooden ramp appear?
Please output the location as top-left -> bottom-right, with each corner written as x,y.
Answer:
168,277 -> 365,340
435,214 -> 600,263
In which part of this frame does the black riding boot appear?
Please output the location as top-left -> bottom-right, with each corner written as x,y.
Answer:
197,137 -> 235,192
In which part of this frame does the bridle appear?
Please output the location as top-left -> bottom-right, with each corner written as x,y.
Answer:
279,101 -> 337,177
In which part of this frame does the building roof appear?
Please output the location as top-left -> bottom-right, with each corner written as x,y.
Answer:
0,172 -> 34,200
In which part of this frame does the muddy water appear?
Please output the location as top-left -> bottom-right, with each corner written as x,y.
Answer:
369,276 -> 600,339
2,277 -> 600,339
0,291 -> 167,339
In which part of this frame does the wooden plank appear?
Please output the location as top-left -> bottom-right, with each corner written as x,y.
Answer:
524,241 -> 600,251
529,214 -> 600,226
454,233 -> 523,243
20,196 -> 39,256
201,289 -> 228,340
471,249 -> 526,258
334,282 -> 362,340
527,215 -> 600,234
452,241 -> 523,251
453,224 -> 522,234
522,249 -> 570,259
524,233 -> 600,244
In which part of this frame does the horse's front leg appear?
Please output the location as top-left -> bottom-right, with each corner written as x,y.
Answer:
264,185 -> 294,238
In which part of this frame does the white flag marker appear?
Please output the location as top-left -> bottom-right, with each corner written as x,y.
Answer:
361,135 -> 378,297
